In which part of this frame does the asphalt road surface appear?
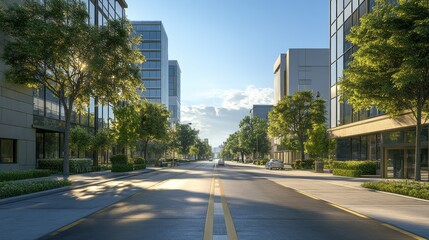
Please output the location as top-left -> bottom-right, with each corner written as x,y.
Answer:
40,161 -> 416,240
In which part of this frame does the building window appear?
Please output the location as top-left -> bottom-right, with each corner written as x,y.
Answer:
0,139 -> 17,163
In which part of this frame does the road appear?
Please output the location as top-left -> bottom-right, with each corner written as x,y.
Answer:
32,160 -> 419,240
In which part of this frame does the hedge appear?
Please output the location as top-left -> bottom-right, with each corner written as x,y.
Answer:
111,164 -> 134,172
133,164 -> 146,170
38,158 -> 92,174
0,179 -> 72,199
110,155 -> 128,165
293,159 -> 315,170
332,160 -> 377,177
0,170 -> 51,182
362,181 -> 429,200
132,157 -> 145,164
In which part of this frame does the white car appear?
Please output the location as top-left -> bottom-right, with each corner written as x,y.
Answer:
265,159 -> 284,170
217,158 -> 225,166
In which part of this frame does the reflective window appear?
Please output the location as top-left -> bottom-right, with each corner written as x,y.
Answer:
337,26 -> 344,57
331,0 -> 337,23
331,98 -> 337,128
330,34 -> 337,63
344,17 -> 352,51
331,63 -> 336,86
337,56 -> 343,82
337,0 -> 344,16
0,139 -> 16,163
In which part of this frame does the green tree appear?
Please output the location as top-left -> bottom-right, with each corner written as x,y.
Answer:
189,145 -> 199,160
238,116 -> 255,161
92,128 -> 112,165
268,91 -> 326,160
0,0 -> 144,179
138,101 -> 170,161
339,0 -> 429,180
69,126 -> 93,156
112,103 -> 141,156
304,124 -> 330,159
177,124 -> 199,158
250,116 -> 271,159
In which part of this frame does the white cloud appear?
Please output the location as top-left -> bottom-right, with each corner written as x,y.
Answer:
181,86 -> 273,147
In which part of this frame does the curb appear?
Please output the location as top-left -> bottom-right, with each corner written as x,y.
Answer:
0,168 -> 156,205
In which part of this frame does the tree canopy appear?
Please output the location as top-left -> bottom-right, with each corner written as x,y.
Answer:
339,0 -> 429,180
0,0 -> 144,178
268,91 -> 326,160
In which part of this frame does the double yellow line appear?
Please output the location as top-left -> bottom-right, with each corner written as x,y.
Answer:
204,169 -> 238,240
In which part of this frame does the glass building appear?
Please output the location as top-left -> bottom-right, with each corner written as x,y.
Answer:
0,0 -> 128,170
329,0 -> 428,179
168,60 -> 181,124
131,21 -> 169,106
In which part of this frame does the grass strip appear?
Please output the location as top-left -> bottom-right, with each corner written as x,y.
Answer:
362,181 -> 429,200
0,179 -> 72,199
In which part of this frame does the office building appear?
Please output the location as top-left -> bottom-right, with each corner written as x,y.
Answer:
272,49 -> 330,163
168,60 -> 181,124
329,0 -> 428,179
131,21 -> 169,106
0,0 -> 128,170
250,105 -> 273,122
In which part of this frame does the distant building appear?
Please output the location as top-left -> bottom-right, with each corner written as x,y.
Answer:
272,49 -> 330,164
251,105 -> 273,121
131,21 -> 169,106
168,60 -> 181,124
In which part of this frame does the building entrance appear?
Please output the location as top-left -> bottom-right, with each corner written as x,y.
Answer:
385,148 -> 428,179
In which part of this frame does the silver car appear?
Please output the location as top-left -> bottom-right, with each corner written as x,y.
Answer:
217,158 -> 225,166
265,159 -> 284,170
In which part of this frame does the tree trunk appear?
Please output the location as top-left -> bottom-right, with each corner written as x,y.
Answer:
241,152 -> 244,163
415,109 -> 422,181
299,139 -> 305,160
63,104 -> 73,180
144,139 -> 149,163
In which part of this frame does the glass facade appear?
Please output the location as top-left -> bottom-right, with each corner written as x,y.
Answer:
168,60 -> 181,123
132,21 -> 168,105
0,139 -> 16,163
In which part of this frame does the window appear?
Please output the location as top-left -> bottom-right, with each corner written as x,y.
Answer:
337,26 -> 344,57
330,34 -> 337,63
0,139 -> 16,163
331,0 -> 337,23
337,0 -> 344,16
331,63 -> 337,86
331,98 -> 337,128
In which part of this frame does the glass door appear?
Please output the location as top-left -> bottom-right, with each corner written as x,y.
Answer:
405,149 -> 415,179
386,149 -> 404,178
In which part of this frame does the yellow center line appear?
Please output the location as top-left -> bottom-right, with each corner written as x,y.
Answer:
381,224 -> 426,240
329,203 -> 369,219
218,176 -> 238,240
295,190 -> 320,200
203,173 -> 215,240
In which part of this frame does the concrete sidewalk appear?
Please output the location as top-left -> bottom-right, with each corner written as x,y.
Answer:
232,161 -> 429,239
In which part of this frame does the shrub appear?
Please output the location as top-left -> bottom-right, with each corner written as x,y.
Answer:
293,159 -> 315,169
0,179 -> 72,199
133,164 -> 146,170
132,157 -> 145,164
38,158 -> 92,174
110,155 -> 128,165
362,181 -> 429,200
257,159 -> 269,166
0,170 -> 51,182
111,164 -> 134,172
332,160 -> 377,177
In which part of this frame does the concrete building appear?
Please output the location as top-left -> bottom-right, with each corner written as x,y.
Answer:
329,0 -> 428,179
272,49 -> 330,163
250,105 -> 273,122
168,60 -> 181,124
132,21 -> 169,106
0,0 -> 128,171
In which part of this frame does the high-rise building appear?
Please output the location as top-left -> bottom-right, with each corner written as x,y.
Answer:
0,0 -> 128,170
168,60 -> 181,124
329,0 -> 428,179
272,49 -> 330,163
131,21 -> 169,106
250,105 -> 273,122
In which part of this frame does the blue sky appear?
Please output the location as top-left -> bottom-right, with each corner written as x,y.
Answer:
125,0 -> 329,147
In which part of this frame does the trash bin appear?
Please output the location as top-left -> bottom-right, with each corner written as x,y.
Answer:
315,160 -> 324,173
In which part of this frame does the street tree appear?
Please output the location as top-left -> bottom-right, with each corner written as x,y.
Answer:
268,91 -> 326,160
177,124 -> 199,158
69,126 -> 93,156
304,124 -> 330,160
238,116 -> 255,160
339,0 -> 429,180
138,101 -> 170,161
112,103 -> 141,156
92,128 -> 112,165
250,116 -> 271,159
0,0 -> 144,179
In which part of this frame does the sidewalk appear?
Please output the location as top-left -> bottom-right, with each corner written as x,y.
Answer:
232,161 -> 429,239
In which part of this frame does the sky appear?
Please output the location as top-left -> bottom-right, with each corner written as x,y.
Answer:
125,0 -> 329,147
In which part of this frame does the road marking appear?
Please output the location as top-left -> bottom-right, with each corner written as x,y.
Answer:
45,219 -> 85,237
218,177 -> 238,240
381,223 -> 427,240
329,203 -> 369,219
295,190 -> 320,200
203,175 -> 215,240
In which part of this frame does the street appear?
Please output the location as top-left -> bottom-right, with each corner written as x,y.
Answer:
0,161 -> 429,239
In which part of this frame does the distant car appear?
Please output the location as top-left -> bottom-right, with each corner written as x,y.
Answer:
217,158 -> 225,166
265,159 -> 284,170
208,158 -> 213,161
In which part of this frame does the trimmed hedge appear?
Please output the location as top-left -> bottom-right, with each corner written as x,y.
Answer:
38,158 -> 92,174
362,181 -> 429,200
0,179 -> 72,199
111,164 -> 134,172
293,159 -> 315,169
254,159 -> 269,166
0,170 -> 51,182
332,160 -> 377,177
133,164 -> 146,170
133,157 -> 145,164
110,155 -> 128,165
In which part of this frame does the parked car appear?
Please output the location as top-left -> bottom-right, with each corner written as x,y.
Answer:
217,158 -> 225,166
265,159 -> 284,170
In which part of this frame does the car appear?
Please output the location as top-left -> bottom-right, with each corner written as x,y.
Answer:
265,159 -> 284,170
208,158 -> 213,161
217,158 -> 225,166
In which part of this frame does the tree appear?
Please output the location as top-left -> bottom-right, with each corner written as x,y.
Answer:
176,124 -> 199,158
339,0 -> 429,180
238,116 -> 255,160
69,126 -> 93,156
268,91 -> 326,161
0,0 -> 144,179
138,101 -> 170,162
250,116 -> 271,159
304,124 -> 330,159
92,128 -> 112,165
189,145 -> 199,160
112,103 -> 141,157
